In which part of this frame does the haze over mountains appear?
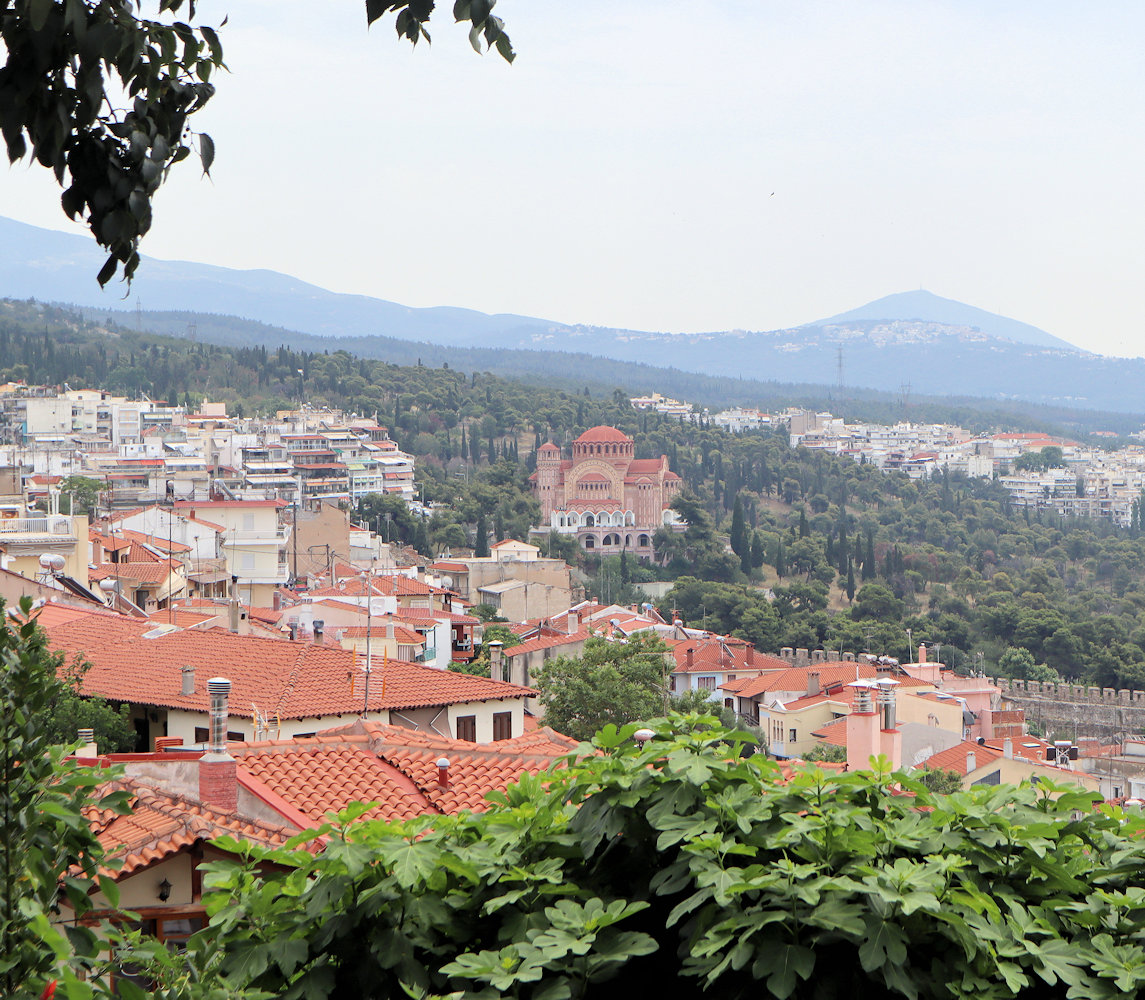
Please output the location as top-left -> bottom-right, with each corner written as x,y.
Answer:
3,215 -> 1143,415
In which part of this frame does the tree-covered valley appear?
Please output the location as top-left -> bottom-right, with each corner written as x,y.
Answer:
5,299 -> 1145,700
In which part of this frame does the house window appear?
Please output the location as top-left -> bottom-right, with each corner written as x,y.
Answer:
492,711 -> 512,741
696,676 -> 716,690
789,729 -> 797,743
193,727 -> 243,744
456,715 -> 477,742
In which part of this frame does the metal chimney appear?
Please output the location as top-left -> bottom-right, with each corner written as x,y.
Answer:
852,681 -> 873,714
207,677 -> 231,753
876,678 -> 899,731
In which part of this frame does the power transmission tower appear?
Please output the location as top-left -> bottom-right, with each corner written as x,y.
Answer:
899,381 -> 912,413
186,322 -> 197,342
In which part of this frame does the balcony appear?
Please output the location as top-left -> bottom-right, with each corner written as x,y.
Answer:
186,557 -> 230,584
0,515 -> 75,539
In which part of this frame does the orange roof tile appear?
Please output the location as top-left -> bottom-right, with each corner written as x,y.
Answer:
87,779 -> 297,876
727,662 -> 927,700
37,607 -> 536,719
230,720 -> 579,821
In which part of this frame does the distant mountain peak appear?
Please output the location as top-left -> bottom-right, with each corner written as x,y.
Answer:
813,290 -> 1077,352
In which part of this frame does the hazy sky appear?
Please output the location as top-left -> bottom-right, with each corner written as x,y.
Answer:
3,2 -> 1144,355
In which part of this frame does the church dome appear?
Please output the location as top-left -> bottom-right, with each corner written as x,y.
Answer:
575,426 -> 631,445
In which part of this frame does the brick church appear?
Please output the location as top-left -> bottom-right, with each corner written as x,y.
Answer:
529,425 -> 682,557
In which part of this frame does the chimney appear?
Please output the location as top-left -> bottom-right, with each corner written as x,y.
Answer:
288,622 -> 297,641
846,680 -> 878,773
76,727 -> 97,758
488,640 -> 504,683
228,576 -> 240,633
199,678 -> 237,812
746,645 -> 754,666
436,756 -> 450,788
807,671 -> 820,697
181,663 -> 195,696
876,679 -> 899,731
386,620 -> 394,641
273,589 -> 282,612
567,611 -> 577,636
685,647 -> 694,669
1003,738 -> 1013,759
313,619 -> 324,645
966,751 -> 977,773
919,643 -> 927,664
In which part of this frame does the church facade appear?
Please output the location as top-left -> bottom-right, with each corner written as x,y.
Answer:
529,426 -> 683,557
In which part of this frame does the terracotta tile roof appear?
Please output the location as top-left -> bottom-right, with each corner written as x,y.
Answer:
432,561 -> 470,573
38,609 -> 536,719
667,636 -> 786,674
230,720 -> 579,821
86,778 -> 297,876
809,716 -> 849,746
339,624 -> 424,644
119,528 -> 192,553
89,562 -> 179,584
504,631 -> 592,658
727,662 -> 926,700
918,740 -> 1002,776
394,608 -> 478,626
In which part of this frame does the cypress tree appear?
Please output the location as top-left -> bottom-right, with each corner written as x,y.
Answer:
846,558 -> 856,601
750,531 -> 764,569
730,495 -> 746,556
474,513 -> 490,557
799,509 -> 809,538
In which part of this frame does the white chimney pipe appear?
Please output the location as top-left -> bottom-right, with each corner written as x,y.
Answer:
966,751 -> 976,773
208,677 -> 231,753
181,663 -> 195,696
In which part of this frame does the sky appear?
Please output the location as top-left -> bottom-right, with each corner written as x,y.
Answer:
3,1 -> 1145,356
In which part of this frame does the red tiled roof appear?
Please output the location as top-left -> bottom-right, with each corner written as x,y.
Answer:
87,778 -> 297,876
36,607 -> 536,718
809,716 -> 848,747
89,562 -> 178,585
575,426 -> 631,444
230,720 -> 580,821
625,459 -> 666,474
537,442 -> 560,453
919,740 -> 1002,776
505,631 -> 592,658
727,662 -> 927,700
668,637 -> 786,674
339,624 -> 424,644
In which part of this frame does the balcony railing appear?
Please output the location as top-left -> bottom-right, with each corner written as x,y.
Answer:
0,516 -> 74,537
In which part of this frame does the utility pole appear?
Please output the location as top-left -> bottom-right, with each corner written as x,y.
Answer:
292,504 -> 298,585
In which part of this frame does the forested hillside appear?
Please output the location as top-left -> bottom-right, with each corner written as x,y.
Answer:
6,298 -> 1145,699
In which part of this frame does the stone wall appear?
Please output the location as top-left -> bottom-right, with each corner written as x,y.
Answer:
993,677 -> 1145,740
